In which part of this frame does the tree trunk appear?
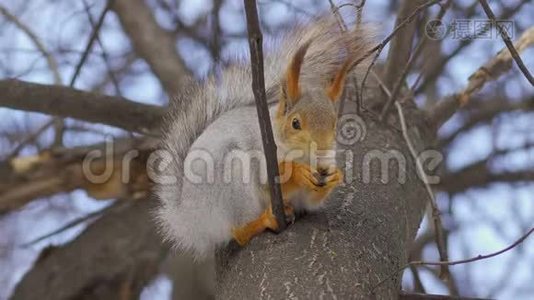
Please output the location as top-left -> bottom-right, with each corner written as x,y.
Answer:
217,109 -> 433,298
10,200 -> 165,300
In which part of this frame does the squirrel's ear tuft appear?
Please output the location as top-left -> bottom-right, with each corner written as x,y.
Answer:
327,60 -> 351,102
285,41 -> 311,104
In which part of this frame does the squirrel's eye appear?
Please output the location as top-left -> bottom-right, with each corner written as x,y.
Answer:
292,118 -> 301,130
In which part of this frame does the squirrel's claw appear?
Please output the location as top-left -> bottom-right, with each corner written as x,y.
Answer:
285,213 -> 296,225
284,205 -> 296,224
323,168 -> 343,186
293,163 -> 321,190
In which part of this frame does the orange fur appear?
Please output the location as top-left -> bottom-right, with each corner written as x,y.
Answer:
231,161 -> 342,246
231,21 -> 365,247
327,60 -> 351,101
285,41 -> 311,102
279,160 -> 343,208
232,206 -> 278,246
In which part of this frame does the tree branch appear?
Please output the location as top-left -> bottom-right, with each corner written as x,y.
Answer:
82,0 -> 123,96
399,291 -> 491,300
357,0 -> 442,106
243,0 -> 286,231
217,113 -> 432,299
438,95 -> 534,148
0,79 -> 164,134
380,1 -> 451,119
0,4 -> 61,84
395,101 -> 452,283
10,199 -> 165,300
376,227 -> 534,291
439,162 -> 534,194
111,0 -> 191,95
69,0 -> 112,87
478,0 -> 534,85
414,0 -> 529,95
382,0 -> 426,91
0,137 -> 154,213
427,26 -> 534,128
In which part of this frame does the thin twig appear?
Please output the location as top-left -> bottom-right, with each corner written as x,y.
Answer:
81,0 -> 122,96
9,120 -> 54,158
0,4 -> 61,84
478,0 -> 534,85
356,0 -> 443,105
210,0 -> 223,75
243,0 -> 286,231
5,1 -> 114,154
328,0 -> 347,32
414,0 -> 529,95
409,265 -> 427,293
19,202 -> 129,247
70,0 -> 113,87
428,26 -> 534,128
395,101 -> 452,281
0,4 -> 66,147
374,227 -> 534,290
327,0 -> 348,115
379,0 -> 451,120
356,0 -> 366,26
399,291 -> 492,300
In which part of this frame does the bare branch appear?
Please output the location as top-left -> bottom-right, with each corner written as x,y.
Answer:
243,0 -> 286,231
376,227 -> 534,291
438,95 -> 534,148
380,0 -> 451,119
0,4 -> 61,84
479,0 -> 534,85
415,0 -> 529,95
69,0 -> 112,87
414,227 -> 534,266
19,201 -> 123,247
10,199 -> 164,300
111,0 -> 191,95
395,101 -> 452,283
439,160 -> 534,194
0,137 -> 154,213
81,0 -> 122,96
428,26 -> 534,128
382,0 -> 426,90
0,80 -> 164,134
357,0 -> 442,105
399,291 -> 491,300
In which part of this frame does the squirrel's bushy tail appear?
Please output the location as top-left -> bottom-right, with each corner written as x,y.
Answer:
154,16 -> 374,259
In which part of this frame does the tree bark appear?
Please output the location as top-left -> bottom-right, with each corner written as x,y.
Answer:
0,79 -> 164,134
111,0 -> 192,96
10,200 -> 165,300
217,109 -> 433,298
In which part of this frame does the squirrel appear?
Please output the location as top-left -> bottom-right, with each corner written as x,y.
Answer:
154,17 -> 373,260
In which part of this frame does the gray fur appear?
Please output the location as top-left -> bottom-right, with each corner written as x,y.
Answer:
154,17 -> 374,260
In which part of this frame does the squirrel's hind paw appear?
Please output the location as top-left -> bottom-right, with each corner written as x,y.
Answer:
231,227 -> 251,246
284,204 -> 296,224
231,207 -> 279,246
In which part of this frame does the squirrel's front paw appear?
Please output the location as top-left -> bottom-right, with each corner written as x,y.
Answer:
316,168 -> 343,188
293,163 -> 322,191
293,163 -> 343,191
